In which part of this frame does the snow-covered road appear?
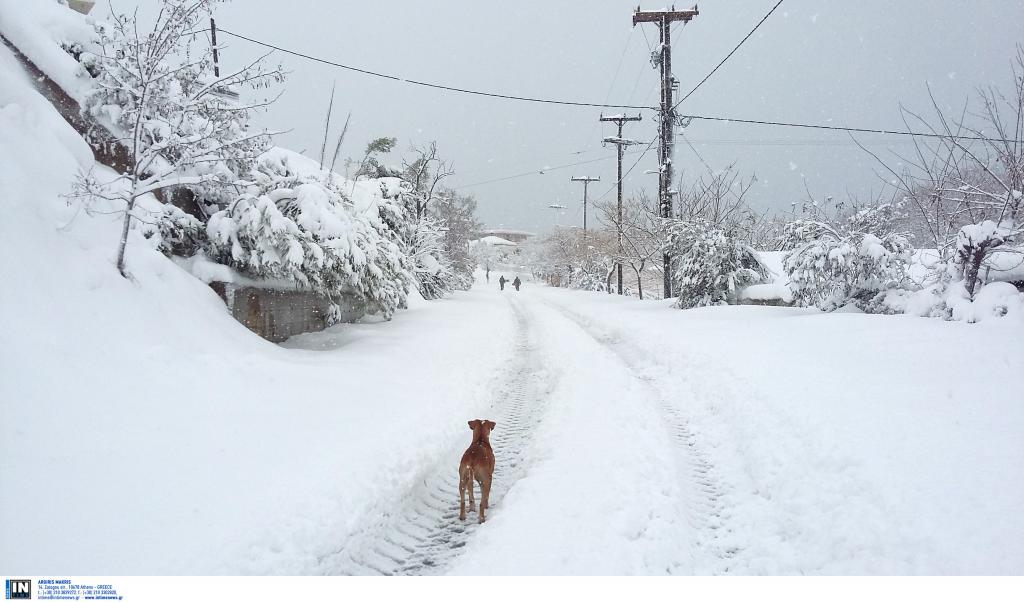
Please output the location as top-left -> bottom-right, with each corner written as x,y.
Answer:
327,290 -> 736,575
4,270 -> 1022,575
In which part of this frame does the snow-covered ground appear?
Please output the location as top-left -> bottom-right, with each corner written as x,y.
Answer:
495,286 -> 1024,574
5,254 -> 1022,573
3,14 -> 1023,574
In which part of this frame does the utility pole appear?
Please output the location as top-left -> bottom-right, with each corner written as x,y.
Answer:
210,17 -> 220,77
570,176 -> 600,233
600,113 -> 642,295
632,5 -> 698,299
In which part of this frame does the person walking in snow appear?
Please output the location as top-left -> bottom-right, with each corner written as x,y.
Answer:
485,266 -> 490,283
512,276 -> 521,291
499,275 -> 507,291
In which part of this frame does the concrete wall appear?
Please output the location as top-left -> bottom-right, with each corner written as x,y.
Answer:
1,33 -> 133,175
210,282 -> 366,343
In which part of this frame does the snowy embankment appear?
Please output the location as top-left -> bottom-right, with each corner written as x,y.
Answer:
0,38 -> 515,573
505,286 -> 1024,574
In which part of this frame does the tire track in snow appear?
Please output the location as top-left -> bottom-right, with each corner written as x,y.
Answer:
323,297 -> 554,575
537,297 -> 739,573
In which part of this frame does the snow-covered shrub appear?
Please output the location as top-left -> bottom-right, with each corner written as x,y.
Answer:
574,269 -> 612,293
205,157 -> 411,318
783,203 -> 912,312
668,220 -> 766,309
154,205 -> 205,256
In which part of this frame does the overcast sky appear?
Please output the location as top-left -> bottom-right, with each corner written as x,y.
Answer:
113,0 -> 1024,233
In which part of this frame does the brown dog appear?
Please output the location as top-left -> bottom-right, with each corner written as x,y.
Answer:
459,419 -> 496,523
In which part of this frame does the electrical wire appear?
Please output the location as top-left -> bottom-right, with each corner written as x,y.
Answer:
209,26 -> 1022,152
453,146 -> 652,190
673,0 -> 785,110
217,28 -> 657,111
591,138 -> 660,202
678,113 -> 1019,142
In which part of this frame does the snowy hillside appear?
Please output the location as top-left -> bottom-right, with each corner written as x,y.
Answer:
1,26 -> 511,574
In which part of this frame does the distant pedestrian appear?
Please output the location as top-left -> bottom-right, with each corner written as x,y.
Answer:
512,276 -> 521,291
485,267 -> 490,283
499,275 -> 507,291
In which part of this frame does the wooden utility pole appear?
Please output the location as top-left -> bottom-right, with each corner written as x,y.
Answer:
600,113 -> 642,295
570,176 -> 600,233
633,5 -> 698,299
210,18 -> 220,77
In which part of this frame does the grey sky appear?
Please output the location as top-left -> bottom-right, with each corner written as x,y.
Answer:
112,0 -> 1024,233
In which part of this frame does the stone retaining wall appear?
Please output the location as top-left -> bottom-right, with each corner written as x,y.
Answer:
209,282 -> 366,343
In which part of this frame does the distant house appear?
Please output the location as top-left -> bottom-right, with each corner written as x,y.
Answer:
477,235 -> 518,248
476,229 -> 535,244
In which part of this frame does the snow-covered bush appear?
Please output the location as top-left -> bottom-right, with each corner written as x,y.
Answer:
153,204 -> 205,256
205,156 -> 411,318
668,220 -> 766,309
783,203 -> 912,312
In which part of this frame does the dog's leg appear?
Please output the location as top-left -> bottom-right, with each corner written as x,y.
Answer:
468,469 -> 476,513
479,475 -> 491,523
458,469 -> 467,521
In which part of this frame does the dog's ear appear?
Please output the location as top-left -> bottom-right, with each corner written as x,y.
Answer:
468,419 -> 481,430
485,420 -> 496,430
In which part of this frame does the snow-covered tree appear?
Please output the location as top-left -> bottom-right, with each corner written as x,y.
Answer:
595,191 -> 665,299
352,137 -> 399,180
388,141 -> 470,298
408,217 -> 455,300
432,191 -> 481,291
205,153 -> 411,318
783,203 -> 912,312
402,141 -> 454,220
858,45 -> 1024,303
68,0 -> 283,277
529,227 -> 617,291
668,220 -> 766,309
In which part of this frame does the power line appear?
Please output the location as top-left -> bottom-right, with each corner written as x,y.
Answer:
452,147 -> 652,190
673,0 -> 785,110
592,138 -> 659,203
210,26 -> 1023,148
217,28 -> 657,111
680,137 -> 919,146
678,113 -> 1021,142
604,27 -> 636,104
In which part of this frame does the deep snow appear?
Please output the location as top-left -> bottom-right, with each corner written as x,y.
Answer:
3,14 -> 1023,573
